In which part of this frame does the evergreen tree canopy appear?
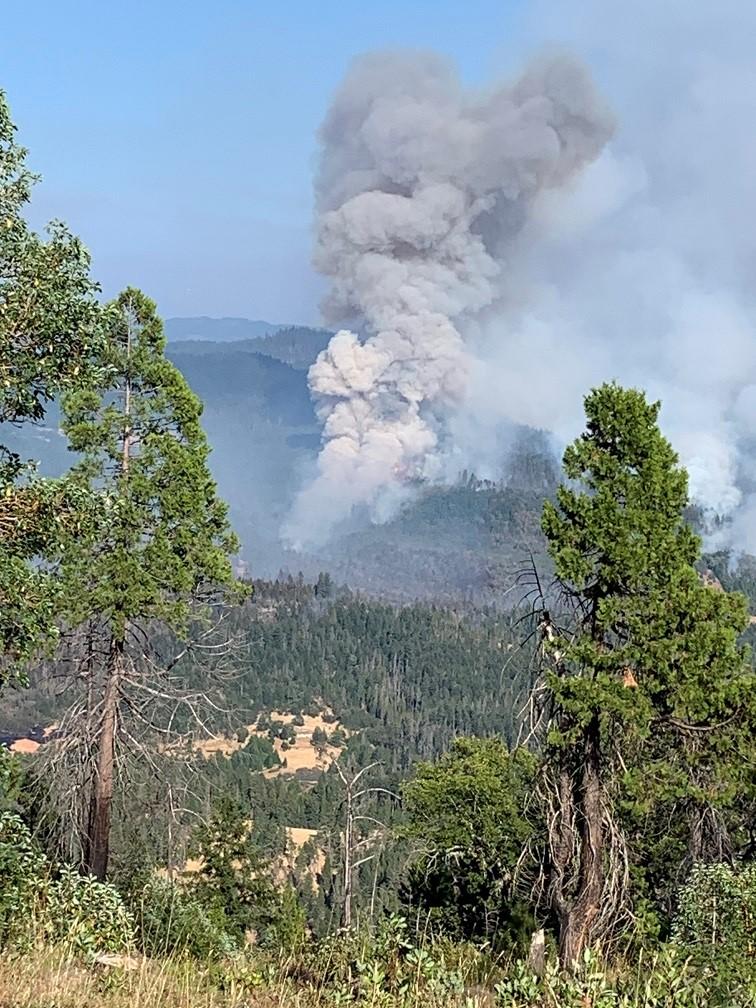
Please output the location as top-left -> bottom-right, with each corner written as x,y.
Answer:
57,286 -> 245,880
0,91 -> 100,432
61,287 -> 241,633
538,382 -> 756,959
0,90 -> 101,673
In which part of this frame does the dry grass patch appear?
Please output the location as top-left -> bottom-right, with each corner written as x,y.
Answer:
0,949 -> 495,1008
185,709 -> 349,778
0,951 -> 215,1008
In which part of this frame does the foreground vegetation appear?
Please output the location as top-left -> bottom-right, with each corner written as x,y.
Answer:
1,86 -> 755,1007
0,904 -> 754,1008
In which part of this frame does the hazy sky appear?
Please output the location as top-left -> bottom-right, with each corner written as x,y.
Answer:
1,0 -> 531,323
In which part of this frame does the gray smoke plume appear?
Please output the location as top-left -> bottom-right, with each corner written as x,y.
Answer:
449,0 -> 756,554
284,50 -> 613,547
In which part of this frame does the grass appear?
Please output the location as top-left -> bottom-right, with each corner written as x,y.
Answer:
0,948 -> 497,1008
0,951 -> 229,1008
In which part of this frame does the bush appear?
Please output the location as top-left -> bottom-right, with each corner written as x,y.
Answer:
0,811 -> 133,955
496,946 -> 712,1008
295,915 -> 480,1005
130,876 -> 235,961
672,862 -> 756,1001
0,810 -> 47,946
47,865 -> 134,955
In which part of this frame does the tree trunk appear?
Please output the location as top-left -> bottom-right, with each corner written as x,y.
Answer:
558,715 -> 603,968
84,315 -> 133,881
84,637 -> 122,880
342,785 -> 353,929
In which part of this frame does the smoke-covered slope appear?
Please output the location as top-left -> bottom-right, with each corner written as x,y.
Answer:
2,330 -> 556,600
163,343 -> 320,574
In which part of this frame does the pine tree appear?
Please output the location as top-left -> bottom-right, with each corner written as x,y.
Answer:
536,382 -> 755,966
60,287 -> 243,879
0,90 -> 101,674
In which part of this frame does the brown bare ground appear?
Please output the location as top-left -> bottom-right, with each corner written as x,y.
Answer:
4,723 -> 58,755
8,738 -> 40,754
187,709 -> 348,779
262,711 -> 346,778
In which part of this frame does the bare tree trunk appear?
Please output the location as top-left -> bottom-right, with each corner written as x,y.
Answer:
558,716 -> 603,968
342,782 -> 353,929
84,637 -> 123,880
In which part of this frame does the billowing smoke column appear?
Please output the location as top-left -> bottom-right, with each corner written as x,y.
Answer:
284,50 -> 613,547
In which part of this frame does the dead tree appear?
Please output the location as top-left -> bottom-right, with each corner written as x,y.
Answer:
332,760 -> 400,930
33,607 -> 247,877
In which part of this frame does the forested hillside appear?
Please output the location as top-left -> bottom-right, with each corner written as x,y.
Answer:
2,78 -> 756,1008
3,324 -> 558,596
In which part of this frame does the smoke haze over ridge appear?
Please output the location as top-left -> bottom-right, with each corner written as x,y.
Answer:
458,0 -> 756,552
286,1 -> 756,553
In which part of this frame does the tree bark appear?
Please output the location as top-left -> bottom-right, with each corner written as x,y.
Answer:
84,312 -> 134,881
84,637 -> 122,880
558,715 -> 603,968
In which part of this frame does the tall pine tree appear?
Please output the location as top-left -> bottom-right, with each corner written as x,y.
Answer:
536,382 -> 755,965
60,287 -> 243,879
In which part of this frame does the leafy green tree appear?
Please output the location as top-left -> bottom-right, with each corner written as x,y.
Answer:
401,737 -> 537,948
189,795 -> 301,949
58,287 -> 243,879
0,90 -> 101,674
312,726 -> 329,757
535,383 -> 755,965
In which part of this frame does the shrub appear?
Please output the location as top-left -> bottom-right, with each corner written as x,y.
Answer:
672,862 -> 756,1001
0,810 -> 47,946
0,811 -> 133,955
130,876 -> 235,961
496,946 -> 712,1008
46,865 -> 134,955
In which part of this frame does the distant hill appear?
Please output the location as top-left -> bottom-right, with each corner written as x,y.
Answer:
1,324 -> 560,600
165,346 -> 316,425
164,316 -> 287,341
171,325 -> 333,371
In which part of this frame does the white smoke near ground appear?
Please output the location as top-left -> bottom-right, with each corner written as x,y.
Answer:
286,1 -> 756,554
283,50 -> 614,547
453,0 -> 756,553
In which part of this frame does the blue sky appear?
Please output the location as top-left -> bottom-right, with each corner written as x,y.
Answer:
1,0 -> 532,323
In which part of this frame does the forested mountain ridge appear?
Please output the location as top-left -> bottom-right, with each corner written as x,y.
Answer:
164,316 -> 288,341
165,319 -> 333,370
2,321 -> 559,595
0,576 -> 533,754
